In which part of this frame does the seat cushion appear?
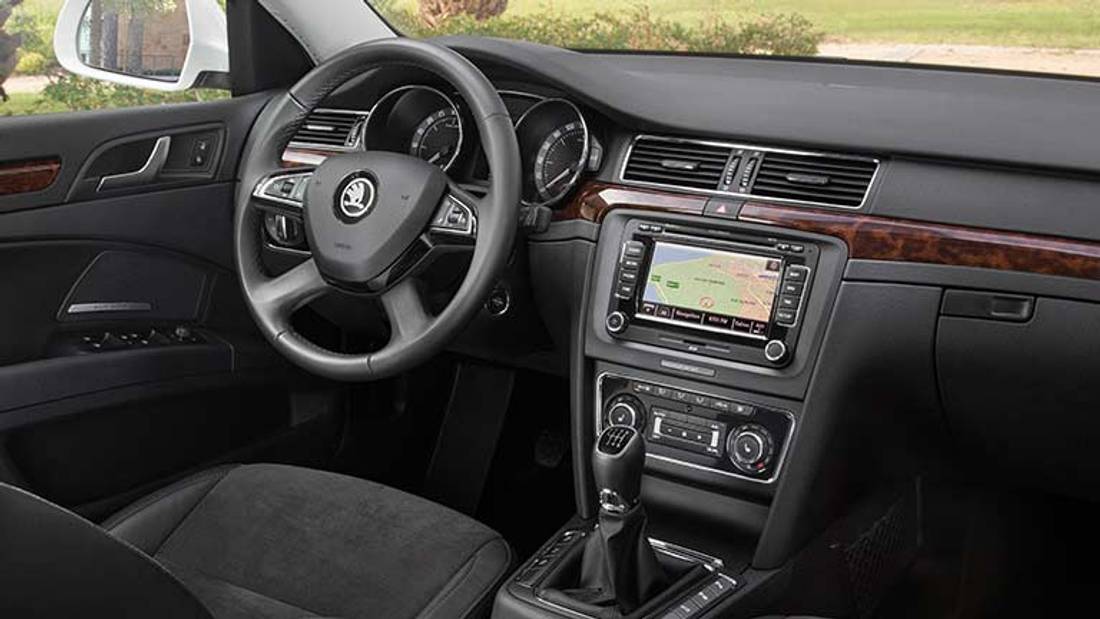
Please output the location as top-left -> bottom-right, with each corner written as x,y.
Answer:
103,464 -> 512,619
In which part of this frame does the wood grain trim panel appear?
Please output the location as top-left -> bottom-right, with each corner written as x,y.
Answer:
0,158 -> 61,196
739,202 -> 1100,280
554,181 -> 708,223
556,181 -> 1100,280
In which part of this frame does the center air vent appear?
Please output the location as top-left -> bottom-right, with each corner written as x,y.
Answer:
291,109 -> 367,149
622,137 -> 734,190
751,151 -> 877,208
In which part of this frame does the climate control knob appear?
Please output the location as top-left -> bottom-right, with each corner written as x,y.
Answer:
605,395 -> 645,431
728,424 -> 775,474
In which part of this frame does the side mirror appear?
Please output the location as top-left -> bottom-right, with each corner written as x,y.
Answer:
53,0 -> 229,92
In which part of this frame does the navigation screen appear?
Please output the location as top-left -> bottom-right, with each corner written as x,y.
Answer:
638,242 -> 782,338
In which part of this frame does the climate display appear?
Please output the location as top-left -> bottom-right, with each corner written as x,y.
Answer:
638,242 -> 782,338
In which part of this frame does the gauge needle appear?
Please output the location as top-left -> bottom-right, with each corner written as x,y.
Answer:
428,152 -> 442,164
546,166 -> 574,188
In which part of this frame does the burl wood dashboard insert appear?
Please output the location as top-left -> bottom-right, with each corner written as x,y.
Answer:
0,158 -> 61,196
560,181 -> 1100,281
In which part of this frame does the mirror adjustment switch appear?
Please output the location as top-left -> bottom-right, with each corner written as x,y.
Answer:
190,138 -> 211,167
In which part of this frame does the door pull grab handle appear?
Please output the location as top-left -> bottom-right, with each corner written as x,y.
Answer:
97,136 -> 172,192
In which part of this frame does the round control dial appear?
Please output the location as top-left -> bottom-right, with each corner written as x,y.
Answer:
727,424 -> 775,474
605,311 -> 628,335
604,394 -> 646,431
764,339 -> 788,364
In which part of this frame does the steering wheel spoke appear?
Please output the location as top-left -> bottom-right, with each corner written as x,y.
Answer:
380,278 -> 431,343
252,257 -> 329,321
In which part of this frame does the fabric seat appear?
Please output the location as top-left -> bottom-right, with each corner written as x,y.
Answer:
0,464 -> 511,619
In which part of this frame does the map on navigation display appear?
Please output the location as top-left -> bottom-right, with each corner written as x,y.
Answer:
642,243 -> 781,322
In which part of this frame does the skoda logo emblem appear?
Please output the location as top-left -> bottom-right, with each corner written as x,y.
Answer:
335,174 -> 376,222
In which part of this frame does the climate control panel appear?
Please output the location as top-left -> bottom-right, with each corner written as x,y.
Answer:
598,373 -> 794,483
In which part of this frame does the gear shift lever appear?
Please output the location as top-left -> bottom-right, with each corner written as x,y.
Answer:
574,426 -> 667,612
593,426 -> 646,514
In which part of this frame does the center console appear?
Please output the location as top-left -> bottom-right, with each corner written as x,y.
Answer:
494,208 -> 847,619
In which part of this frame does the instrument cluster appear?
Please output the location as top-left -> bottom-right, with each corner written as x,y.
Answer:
357,85 -> 599,207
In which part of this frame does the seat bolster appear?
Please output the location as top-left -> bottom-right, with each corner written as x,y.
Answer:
104,465 -> 239,554
416,536 -> 513,619
0,482 -> 212,619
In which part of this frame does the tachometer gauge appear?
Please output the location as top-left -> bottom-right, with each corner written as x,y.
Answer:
363,85 -> 464,171
410,108 -> 461,168
534,121 -> 586,203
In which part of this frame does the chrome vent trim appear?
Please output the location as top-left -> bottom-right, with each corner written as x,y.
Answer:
289,108 -> 369,151
619,134 -> 880,210
622,137 -> 733,190
752,151 -> 877,208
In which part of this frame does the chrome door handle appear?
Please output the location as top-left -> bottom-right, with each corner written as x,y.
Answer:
97,135 -> 172,191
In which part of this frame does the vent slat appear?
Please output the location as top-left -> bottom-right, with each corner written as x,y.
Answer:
753,182 -> 867,198
623,137 -> 734,190
762,154 -> 874,172
630,146 -> 730,161
755,162 -> 874,181
291,110 -> 366,149
751,151 -> 876,207
623,170 -> 724,187
747,184 -> 866,204
755,172 -> 870,190
628,161 -> 727,174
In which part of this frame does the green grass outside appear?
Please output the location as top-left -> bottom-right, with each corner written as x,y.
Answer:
0,91 -> 68,116
385,0 -> 1100,48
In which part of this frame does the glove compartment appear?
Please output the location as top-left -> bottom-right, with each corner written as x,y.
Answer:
937,291 -> 1100,499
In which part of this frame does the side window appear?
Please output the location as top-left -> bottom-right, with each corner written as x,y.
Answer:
0,0 -> 229,118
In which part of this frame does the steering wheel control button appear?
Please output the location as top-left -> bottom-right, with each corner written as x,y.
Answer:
605,311 -> 629,335
255,172 -> 313,208
764,339 -> 789,363
431,196 -> 476,236
264,213 -> 305,249
728,424 -> 775,474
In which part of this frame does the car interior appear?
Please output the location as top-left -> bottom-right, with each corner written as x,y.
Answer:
2,0 -> 1100,617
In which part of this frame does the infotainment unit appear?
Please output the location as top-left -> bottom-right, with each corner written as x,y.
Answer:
604,219 -> 819,367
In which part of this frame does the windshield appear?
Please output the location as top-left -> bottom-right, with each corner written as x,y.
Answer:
369,1 -> 1100,79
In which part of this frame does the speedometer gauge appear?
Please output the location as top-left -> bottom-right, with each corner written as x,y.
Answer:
534,121 -> 586,203
410,108 -> 461,167
514,98 -> 590,207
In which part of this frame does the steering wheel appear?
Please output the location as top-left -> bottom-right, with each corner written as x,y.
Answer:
234,39 -> 520,381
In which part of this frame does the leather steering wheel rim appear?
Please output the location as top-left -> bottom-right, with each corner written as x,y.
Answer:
234,39 -> 520,381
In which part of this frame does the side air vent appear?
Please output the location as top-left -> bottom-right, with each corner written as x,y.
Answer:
291,109 -> 367,149
622,137 -> 734,190
751,151 -> 877,208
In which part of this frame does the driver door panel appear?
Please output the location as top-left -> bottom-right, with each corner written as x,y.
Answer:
0,95 -> 342,520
